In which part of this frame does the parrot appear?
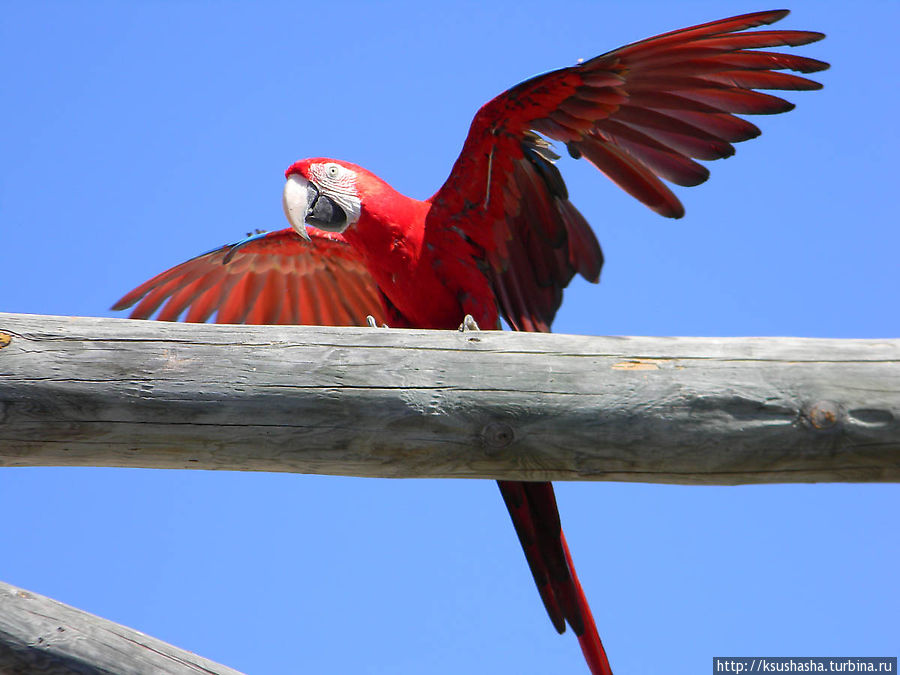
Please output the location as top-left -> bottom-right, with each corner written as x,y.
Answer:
114,10 -> 827,674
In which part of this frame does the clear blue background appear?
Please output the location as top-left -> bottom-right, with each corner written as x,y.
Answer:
1,2 -> 897,673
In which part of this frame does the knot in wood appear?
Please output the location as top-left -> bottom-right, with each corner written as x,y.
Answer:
482,422 -> 515,450
806,400 -> 842,431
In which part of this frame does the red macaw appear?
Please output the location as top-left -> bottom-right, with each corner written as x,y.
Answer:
114,10 -> 827,674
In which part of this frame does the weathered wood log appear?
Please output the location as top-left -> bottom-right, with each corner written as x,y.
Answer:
0,580 -> 243,675
0,311 -> 897,484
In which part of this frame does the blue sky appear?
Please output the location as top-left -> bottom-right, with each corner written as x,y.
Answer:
1,2 -> 897,674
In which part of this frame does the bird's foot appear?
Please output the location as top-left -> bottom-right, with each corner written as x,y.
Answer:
366,315 -> 390,329
458,314 -> 480,332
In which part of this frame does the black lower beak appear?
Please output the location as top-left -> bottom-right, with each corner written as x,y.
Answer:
306,188 -> 348,232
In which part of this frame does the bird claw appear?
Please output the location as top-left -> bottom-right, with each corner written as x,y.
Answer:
458,314 -> 480,332
366,315 -> 390,329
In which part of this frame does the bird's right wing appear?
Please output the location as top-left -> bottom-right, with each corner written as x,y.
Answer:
113,228 -> 387,326
427,9 -> 827,331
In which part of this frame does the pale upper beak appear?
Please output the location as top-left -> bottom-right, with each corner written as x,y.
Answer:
282,173 -> 315,241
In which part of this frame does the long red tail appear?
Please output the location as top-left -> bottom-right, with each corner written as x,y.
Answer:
497,480 -> 613,675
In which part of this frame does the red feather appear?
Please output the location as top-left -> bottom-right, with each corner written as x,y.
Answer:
113,229 -> 387,327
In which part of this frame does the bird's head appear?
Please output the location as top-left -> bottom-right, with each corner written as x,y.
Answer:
283,158 -> 366,240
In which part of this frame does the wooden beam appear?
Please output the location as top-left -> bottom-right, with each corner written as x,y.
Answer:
0,580 -> 243,674
0,311 -> 897,484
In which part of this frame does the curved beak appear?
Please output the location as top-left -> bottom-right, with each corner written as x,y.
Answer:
283,173 -> 351,240
282,173 -> 316,241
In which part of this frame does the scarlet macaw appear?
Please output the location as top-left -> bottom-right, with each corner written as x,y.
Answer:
115,10 -> 827,673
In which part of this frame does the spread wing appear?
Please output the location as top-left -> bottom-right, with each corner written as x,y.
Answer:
428,9 -> 827,331
112,228 -> 387,326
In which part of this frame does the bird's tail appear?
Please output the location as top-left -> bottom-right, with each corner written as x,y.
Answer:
497,480 -> 613,675
562,530 -> 613,675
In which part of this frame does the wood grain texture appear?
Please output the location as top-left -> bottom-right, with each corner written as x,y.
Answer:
0,312 -> 897,484
0,580 -> 243,675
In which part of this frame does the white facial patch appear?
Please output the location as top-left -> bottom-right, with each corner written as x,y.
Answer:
308,163 -> 362,227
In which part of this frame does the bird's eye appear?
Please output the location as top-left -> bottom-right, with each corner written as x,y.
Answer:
326,164 -> 340,179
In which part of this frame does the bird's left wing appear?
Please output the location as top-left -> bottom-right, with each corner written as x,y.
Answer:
427,9 -> 827,331
113,228 -> 387,326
